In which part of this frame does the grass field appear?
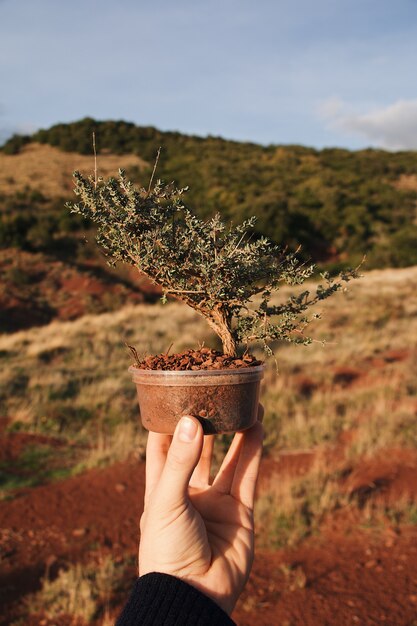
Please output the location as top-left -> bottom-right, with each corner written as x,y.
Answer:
0,143 -> 148,197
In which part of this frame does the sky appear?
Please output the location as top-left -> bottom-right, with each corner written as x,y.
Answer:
1,0 -> 417,150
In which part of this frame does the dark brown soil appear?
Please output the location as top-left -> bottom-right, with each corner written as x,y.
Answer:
131,347 -> 263,370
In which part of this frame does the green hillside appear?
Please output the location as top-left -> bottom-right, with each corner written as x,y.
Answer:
2,117 -> 417,269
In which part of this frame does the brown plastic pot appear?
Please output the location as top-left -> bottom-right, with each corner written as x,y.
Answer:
129,364 -> 264,435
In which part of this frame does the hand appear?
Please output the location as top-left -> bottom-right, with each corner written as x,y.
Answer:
139,407 -> 264,615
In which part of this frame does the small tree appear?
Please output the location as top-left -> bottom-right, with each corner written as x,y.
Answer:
68,170 -> 359,357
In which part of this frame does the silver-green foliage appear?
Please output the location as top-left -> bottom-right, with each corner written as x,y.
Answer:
68,170 -> 359,355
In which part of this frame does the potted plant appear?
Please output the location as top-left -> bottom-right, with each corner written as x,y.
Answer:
68,168 -> 358,434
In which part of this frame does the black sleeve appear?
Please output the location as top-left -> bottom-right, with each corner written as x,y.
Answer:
115,572 -> 236,626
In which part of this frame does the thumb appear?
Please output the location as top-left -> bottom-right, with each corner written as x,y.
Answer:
157,416 -> 204,505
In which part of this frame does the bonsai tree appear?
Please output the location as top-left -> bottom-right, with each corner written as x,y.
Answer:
68,169 -> 359,358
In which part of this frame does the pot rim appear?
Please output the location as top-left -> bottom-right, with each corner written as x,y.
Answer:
129,363 -> 264,376
129,363 -> 265,386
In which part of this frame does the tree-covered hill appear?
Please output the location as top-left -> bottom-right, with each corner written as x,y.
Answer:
2,117 -> 417,269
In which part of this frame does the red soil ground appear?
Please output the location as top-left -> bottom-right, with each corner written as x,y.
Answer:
0,418 -> 67,464
0,249 -> 160,333
1,437 -> 416,626
234,532 -> 417,626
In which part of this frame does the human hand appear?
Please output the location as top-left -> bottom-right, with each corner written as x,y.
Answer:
139,407 -> 264,615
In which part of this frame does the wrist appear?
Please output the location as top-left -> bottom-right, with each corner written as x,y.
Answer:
117,572 -> 236,625
176,574 -> 238,616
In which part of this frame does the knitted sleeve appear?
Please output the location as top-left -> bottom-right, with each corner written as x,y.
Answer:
115,572 -> 236,626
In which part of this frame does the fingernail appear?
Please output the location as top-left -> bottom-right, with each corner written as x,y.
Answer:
178,416 -> 198,442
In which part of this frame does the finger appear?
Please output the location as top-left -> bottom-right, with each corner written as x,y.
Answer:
212,431 -> 245,494
144,432 -> 172,506
231,421 -> 264,509
190,435 -> 214,488
212,404 -> 263,495
156,416 -> 204,506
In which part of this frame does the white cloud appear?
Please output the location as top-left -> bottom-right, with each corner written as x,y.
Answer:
317,97 -> 345,120
319,98 -> 417,150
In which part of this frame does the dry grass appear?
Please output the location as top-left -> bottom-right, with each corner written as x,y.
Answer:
22,555 -> 125,623
261,355 -> 417,455
256,452 -> 417,548
250,267 -> 417,546
255,456 -> 347,548
0,301 -> 213,436
0,143 -> 148,197
73,421 -> 146,474
259,265 -> 417,453
0,301 -> 215,483
361,496 -> 417,527
1,266 -> 416,494
346,367 -> 417,459
393,173 -> 417,193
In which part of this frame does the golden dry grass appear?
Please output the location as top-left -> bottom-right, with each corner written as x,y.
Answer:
21,555 -> 125,623
1,265 -> 416,444
72,421 -> 146,474
0,301 -> 215,477
393,173 -> 417,193
0,143 -> 148,197
255,455 -> 347,547
256,456 -> 417,549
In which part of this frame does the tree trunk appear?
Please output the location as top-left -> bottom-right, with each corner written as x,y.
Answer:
205,308 -> 237,356
219,331 -> 238,357
168,292 -> 238,356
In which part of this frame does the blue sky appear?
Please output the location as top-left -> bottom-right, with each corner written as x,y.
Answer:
1,0 -> 417,149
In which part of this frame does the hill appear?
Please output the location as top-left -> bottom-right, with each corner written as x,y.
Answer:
1,118 -> 417,333
3,117 -> 417,265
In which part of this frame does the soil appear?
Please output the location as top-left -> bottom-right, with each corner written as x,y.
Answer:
132,347 -> 263,370
0,249 -> 160,333
0,431 -> 66,464
0,459 -> 146,625
342,449 -> 417,505
1,449 -> 416,625
234,532 -> 417,626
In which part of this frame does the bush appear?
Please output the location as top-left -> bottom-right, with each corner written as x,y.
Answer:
1,133 -> 31,154
371,226 -> 417,268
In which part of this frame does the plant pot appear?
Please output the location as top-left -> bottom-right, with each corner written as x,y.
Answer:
129,364 -> 264,435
